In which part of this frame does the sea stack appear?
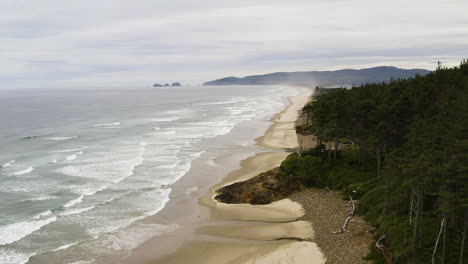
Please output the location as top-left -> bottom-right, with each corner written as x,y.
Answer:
153,83 -> 163,87
171,82 -> 182,87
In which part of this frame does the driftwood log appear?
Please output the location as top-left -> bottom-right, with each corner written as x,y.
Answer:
376,235 -> 386,251
333,196 -> 356,234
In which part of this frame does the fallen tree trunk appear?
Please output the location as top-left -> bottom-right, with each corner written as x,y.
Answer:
333,196 -> 356,234
375,235 -> 386,251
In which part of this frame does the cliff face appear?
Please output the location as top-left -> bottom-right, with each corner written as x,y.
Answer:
203,66 -> 431,87
214,168 -> 304,205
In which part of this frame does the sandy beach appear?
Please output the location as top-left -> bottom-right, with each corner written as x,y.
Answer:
119,86 -> 372,264
145,87 -> 327,264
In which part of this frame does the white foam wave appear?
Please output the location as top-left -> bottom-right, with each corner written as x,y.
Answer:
83,222 -> 177,263
27,195 -> 58,201
64,195 -> 84,208
188,120 -> 232,127
60,206 -> 95,216
71,185 -> 108,197
43,136 -> 78,141
51,242 -> 79,252
158,164 -> 177,169
0,216 -> 57,246
1,160 -> 14,168
11,167 -> 33,176
152,126 -> 161,130
68,260 -> 94,264
147,117 -> 179,122
92,122 -> 120,127
87,189 -> 172,239
66,150 -> 84,161
139,142 -> 147,146
198,98 -> 247,105
50,159 -> 58,163
66,154 -> 77,161
53,147 -> 87,153
34,210 -> 53,219
57,156 -> 144,183
148,131 -> 176,136
101,223 -> 178,251
0,249 -> 36,264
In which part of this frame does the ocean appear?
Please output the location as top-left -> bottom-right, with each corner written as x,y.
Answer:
0,85 -> 298,264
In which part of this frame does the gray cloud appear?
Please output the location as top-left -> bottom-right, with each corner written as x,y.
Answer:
1,0 -> 467,88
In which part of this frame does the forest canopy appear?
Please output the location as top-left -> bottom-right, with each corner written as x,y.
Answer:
285,60 -> 468,263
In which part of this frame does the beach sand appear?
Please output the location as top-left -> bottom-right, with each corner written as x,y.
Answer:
120,86 -> 371,264
147,87 -> 327,264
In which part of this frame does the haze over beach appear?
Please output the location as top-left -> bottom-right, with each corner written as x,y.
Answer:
1,1 -> 468,264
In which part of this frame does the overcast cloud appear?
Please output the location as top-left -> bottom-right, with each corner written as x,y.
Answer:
1,0 -> 467,88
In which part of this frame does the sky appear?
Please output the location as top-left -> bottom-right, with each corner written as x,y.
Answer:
1,0 -> 468,89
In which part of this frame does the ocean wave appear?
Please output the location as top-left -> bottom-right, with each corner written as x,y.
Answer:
1,160 -> 15,168
70,185 -> 108,197
34,210 -> 53,219
147,117 -> 179,122
81,222 -> 177,264
87,189 -> 172,239
147,131 -> 176,136
64,195 -> 84,208
20,135 -> 39,140
98,223 -> 178,251
66,154 -> 77,161
60,206 -> 95,216
158,164 -> 177,169
11,167 -> 34,176
53,147 -> 87,153
92,122 -> 120,127
187,120 -> 232,127
198,98 -> 247,105
65,151 -> 83,161
26,195 -> 58,201
0,216 -> 57,246
67,260 -> 95,264
43,136 -> 78,141
152,126 -> 161,130
56,156 -> 144,183
0,249 -> 36,264
51,242 -> 79,252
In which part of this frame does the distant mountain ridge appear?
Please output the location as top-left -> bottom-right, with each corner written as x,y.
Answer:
203,66 -> 431,87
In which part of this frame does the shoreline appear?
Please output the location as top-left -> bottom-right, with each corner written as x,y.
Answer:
120,86 -> 374,264
117,86 -> 312,264
149,86 -> 326,264
119,85 -> 373,264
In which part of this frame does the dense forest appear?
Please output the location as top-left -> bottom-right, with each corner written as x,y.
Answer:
283,61 -> 468,263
